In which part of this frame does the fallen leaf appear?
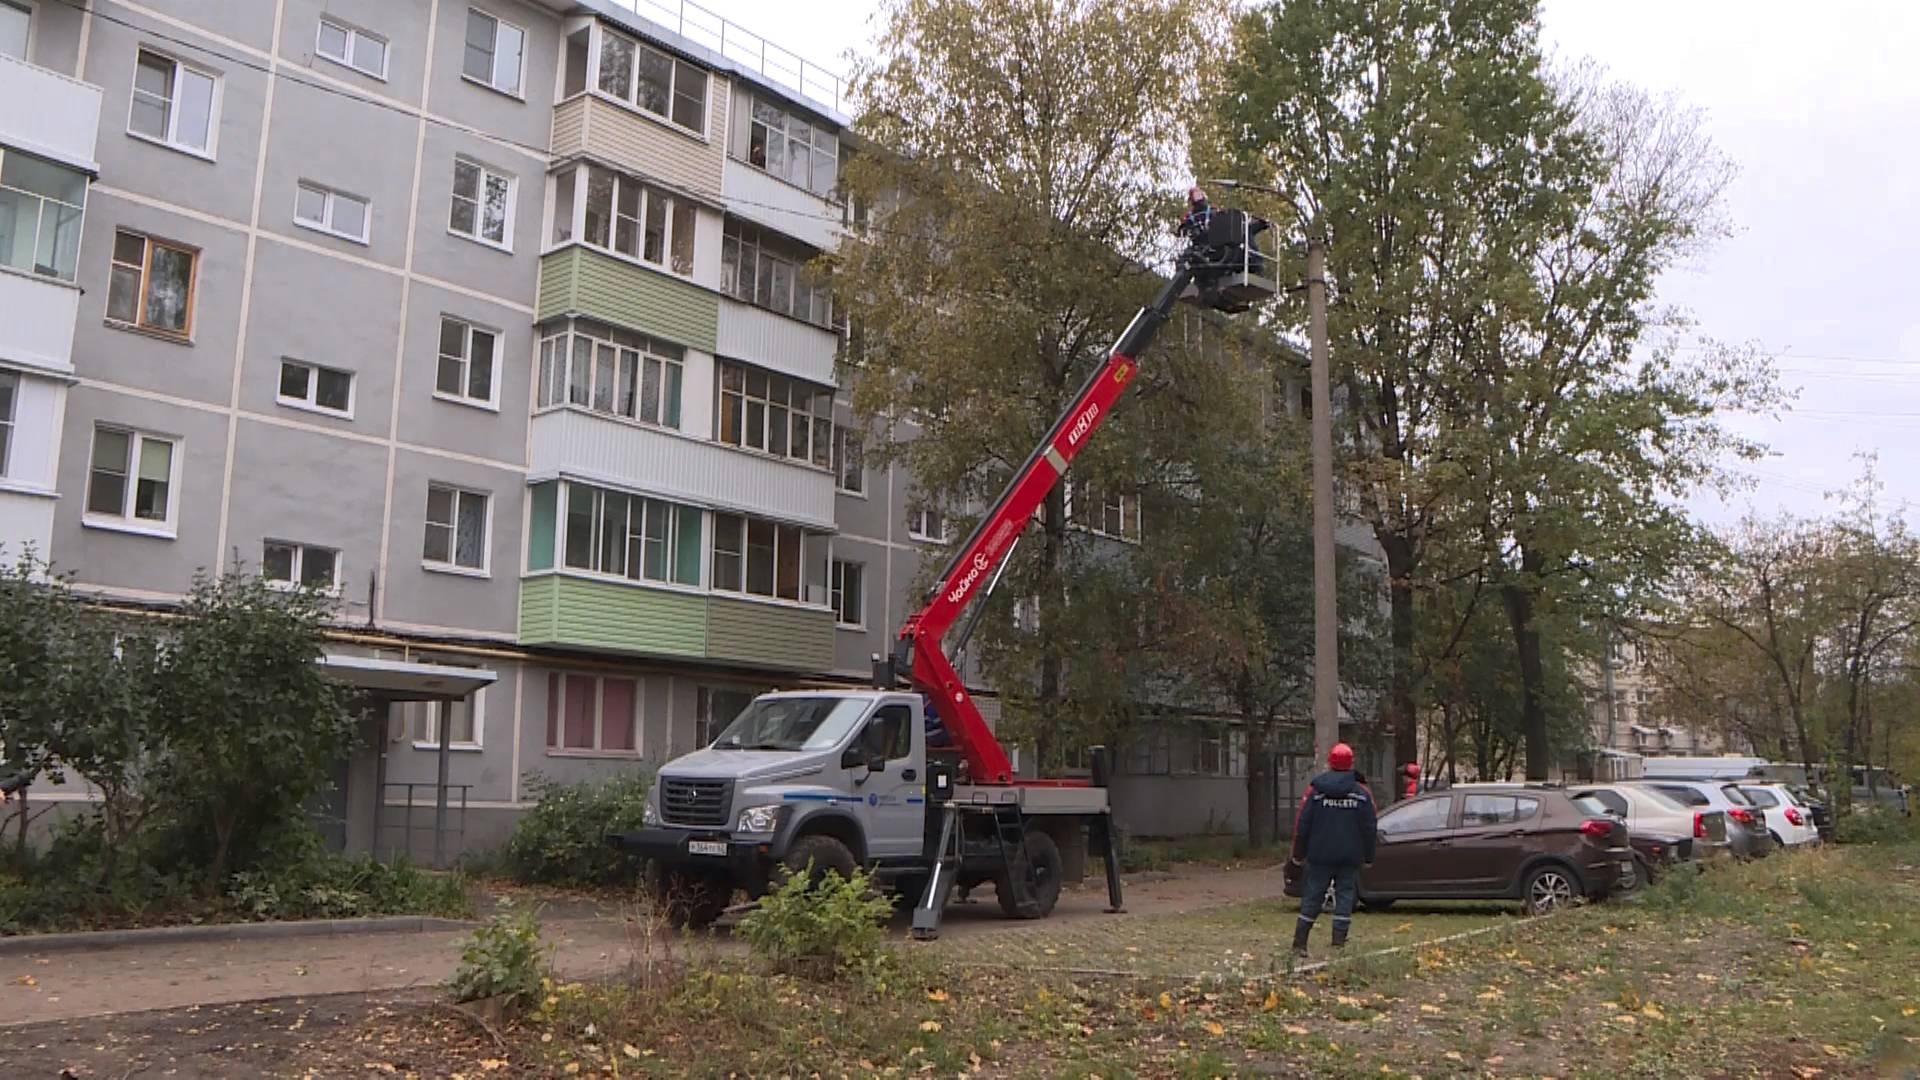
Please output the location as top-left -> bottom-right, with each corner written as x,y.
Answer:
1445,1052 -> 1463,1062
1393,922 -> 1413,933
1158,992 -> 1174,1009
13,975 -> 37,988
1203,1020 -> 1226,1036
1262,990 -> 1279,1011
927,989 -> 950,1003
1904,1007 -> 1917,1017
563,1065 -> 580,1076
1336,995 -> 1365,1008
1419,1004 -> 1444,1015
919,1020 -> 942,1033
1642,1004 -> 1665,1020
478,1062 -> 507,1073
622,1045 -> 640,1060
1283,1024 -> 1310,1036
1821,1045 -> 1846,1059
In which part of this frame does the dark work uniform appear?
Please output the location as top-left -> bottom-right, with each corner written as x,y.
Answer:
1290,769 -> 1378,946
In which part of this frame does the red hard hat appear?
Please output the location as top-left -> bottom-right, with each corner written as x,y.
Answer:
1328,743 -> 1354,770
1406,762 -> 1421,778
1188,185 -> 1207,202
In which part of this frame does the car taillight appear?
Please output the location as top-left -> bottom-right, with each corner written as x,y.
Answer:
1579,819 -> 1613,838
1786,807 -> 1804,826
1694,812 -> 1706,839
1728,808 -> 1753,826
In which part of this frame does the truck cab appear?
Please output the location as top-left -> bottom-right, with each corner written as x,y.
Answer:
617,689 -> 931,926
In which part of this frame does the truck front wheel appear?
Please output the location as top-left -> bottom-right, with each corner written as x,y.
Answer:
653,865 -> 730,929
997,829 -> 1063,919
779,833 -> 859,888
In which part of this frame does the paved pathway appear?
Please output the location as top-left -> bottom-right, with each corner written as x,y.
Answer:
0,864 -> 1286,1028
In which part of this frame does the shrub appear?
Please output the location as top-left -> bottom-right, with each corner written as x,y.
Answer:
505,771 -> 655,887
1835,809 -> 1919,846
737,864 -> 893,979
449,904 -> 546,1008
224,853 -> 471,922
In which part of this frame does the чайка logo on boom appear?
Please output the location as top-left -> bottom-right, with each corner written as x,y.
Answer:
945,551 -> 991,606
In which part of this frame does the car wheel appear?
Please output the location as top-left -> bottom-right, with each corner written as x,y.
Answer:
1358,896 -> 1396,912
1633,858 -> 1654,891
1770,831 -> 1785,848
779,833 -> 860,889
1523,865 -> 1577,916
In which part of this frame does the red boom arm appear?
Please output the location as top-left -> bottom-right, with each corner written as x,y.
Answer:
897,268 -> 1195,784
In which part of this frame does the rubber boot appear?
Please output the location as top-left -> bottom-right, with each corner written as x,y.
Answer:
1291,919 -> 1311,957
1331,923 -> 1348,949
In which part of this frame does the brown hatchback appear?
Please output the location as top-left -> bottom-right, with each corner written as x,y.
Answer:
1285,785 -> 1634,914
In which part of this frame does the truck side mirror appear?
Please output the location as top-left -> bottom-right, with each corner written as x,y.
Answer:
841,746 -> 887,774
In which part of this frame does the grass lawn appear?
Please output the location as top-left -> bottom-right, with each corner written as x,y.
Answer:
232,840 -> 1920,1077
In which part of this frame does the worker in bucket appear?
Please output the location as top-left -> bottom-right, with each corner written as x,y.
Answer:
1289,742 -> 1377,956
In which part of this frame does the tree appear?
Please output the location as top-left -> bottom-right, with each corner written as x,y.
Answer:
150,571 -> 354,886
837,0 -> 1226,760
1205,0 -> 1578,769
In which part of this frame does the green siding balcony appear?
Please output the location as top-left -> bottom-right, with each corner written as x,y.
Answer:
519,573 -> 835,673
538,246 -> 719,354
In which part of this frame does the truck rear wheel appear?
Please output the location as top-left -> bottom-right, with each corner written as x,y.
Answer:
653,865 -> 730,929
997,829 -> 1063,919
779,833 -> 859,888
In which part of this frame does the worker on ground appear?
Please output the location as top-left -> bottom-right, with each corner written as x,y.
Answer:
1401,761 -> 1420,801
1289,742 -> 1376,956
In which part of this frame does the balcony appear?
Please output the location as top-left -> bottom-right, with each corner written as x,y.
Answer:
530,407 -> 836,529
720,161 -> 842,253
714,297 -> 837,385
0,52 -> 103,173
519,573 -> 835,672
539,245 -> 719,353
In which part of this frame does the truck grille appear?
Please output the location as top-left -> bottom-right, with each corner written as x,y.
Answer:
660,777 -> 731,827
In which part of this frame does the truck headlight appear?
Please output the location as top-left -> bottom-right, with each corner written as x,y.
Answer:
736,804 -> 782,834
642,799 -> 659,827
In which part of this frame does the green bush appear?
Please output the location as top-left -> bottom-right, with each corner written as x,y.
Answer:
1835,808 -> 1919,845
225,853 -> 470,922
504,771 -> 655,887
449,904 -> 546,1007
738,864 -> 894,980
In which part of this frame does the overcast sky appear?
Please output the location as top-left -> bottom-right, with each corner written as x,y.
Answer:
698,0 -> 1920,529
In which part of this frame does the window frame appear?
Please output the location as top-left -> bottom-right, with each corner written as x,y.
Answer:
314,16 -> 388,81
742,95 -> 841,199
126,47 -> 220,159
1377,795 -> 1454,836
714,359 -> 834,468
830,558 -> 864,628
535,323 -> 685,428
460,7 -> 526,98
548,164 -> 697,277
292,180 -> 371,244
404,692 -> 485,750
557,480 -> 702,590
708,511 -> 823,605
275,357 -> 356,418
105,229 -> 198,339
0,147 -> 88,282
447,155 -> 516,252
0,369 -> 17,479
422,481 -> 491,576
434,315 -> 502,410
832,427 -> 865,495
0,0 -> 30,63
907,506 -> 949,544
592,24 -> 709,137
545,671 -> 642,757
720,218 -> 835,329
260,538 -> 342,594
82,424 -> 180,537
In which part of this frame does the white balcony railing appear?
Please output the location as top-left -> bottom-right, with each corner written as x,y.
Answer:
0,52 -> 103,171
597,0 -> 846,115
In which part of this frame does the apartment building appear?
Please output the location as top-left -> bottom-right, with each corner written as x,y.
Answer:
11,0 -> 1361,854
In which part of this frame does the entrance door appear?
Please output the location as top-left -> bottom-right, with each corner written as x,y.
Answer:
857,704 -> 924,859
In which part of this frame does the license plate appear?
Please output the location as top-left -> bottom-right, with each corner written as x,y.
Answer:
687,840 -> 728,856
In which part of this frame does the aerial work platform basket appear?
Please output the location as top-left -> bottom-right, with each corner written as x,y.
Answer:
1178,207 -> 1279,313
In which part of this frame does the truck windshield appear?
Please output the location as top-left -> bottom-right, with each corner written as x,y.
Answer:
710,697 -> 869,752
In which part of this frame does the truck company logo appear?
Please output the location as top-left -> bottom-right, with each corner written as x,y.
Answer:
1066,401 -> 1101,448
945,551 -> 992,606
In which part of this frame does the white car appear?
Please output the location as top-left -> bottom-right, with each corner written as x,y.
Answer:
1736,782 -> 1821,847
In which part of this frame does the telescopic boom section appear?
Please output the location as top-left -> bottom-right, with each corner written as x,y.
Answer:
897,268 -> 1196,785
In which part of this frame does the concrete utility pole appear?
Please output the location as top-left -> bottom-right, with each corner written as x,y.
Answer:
1306,235 -> 1339,768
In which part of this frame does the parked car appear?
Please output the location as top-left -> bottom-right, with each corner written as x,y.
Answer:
1570,783 -> 1726,883
1632,781 -> 1774,859
1736,783 -> 1821,847
1788,786 -> 1835,842
1284,785 -> 1634,915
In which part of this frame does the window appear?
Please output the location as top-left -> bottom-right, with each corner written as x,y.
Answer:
404,694 -> 482,748
436,316 -> 498,406
830,560 -> 863,627
560,482 -> 701,587
536,323 -> 684,428
695,686 -> 755,750
1070,483 -> 1142,542
315,17 -> 386,79
546,672 -> 638,754
1651,785 -> 1708,808
1583,789 -> 1630,817
711,512 -> 815,602
1741,787 -> 1779,809
293,181 -> 369,243
0,149 -> 87,281
833,428 -> 865,494
860,704 -> 912,761
449,156 -> 513,249
716,360 -> 833,466
84,426 -> 176,530
0,371 -> 15,478
262,540 -> 340,591
596,27 -> 707,134
423,483 -> 488,572
745,98 -> 839,198
1196,727 -> 1244,777
276,358 -> 353,416
907,506 -> 948,543
559,164 -> 694,274
106,230 -> 196,337
461,8 -> 524,96
1460,795 -> 1539,827
562,26 -> 588,97
721,220 -> 834,328
0,1 -> 27,61
1378,796 -> 1451,836
128,49 -> 217,156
